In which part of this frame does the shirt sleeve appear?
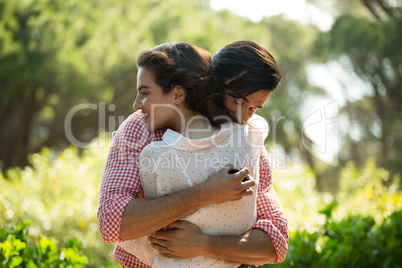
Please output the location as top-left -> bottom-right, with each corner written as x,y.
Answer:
97,112 -> 152,243
253,147 -> 289,263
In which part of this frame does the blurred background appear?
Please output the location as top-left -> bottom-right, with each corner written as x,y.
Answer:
1,0 -> 401,267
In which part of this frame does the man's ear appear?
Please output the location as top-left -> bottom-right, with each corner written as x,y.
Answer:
173,85 -> 186,104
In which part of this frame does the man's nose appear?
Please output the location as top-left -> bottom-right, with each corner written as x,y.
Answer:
240,111 -> 249,124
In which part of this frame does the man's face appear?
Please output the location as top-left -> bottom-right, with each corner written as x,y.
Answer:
225,90 -> 271,124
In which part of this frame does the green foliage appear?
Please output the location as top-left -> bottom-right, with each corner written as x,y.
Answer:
273,230 -> 321,268
266,159 -> 402,268
318,201 -> 338,219
312,4 -> 402,177
0,134 -> 116,267
0,0 -> 321,174
1,139 -> 401,266
261,209 -> 402,268
273,157 -> 402,233
0,220 -> 89,267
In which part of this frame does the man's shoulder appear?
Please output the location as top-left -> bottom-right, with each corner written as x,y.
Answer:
118,111 -> 148,135
111,111 -> 151,150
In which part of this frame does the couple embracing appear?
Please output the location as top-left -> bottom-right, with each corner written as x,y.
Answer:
98,40 -> 288,268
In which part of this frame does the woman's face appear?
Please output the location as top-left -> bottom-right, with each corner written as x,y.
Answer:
225,90 -> 271,124
133,67 -> 178,132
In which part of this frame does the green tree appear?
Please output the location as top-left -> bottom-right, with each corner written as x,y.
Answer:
1,0 -> 321,174
312,0 -> 402,177
257,15 -> 333,189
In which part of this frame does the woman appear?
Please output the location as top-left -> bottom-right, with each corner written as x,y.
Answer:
97,40 -> 288,268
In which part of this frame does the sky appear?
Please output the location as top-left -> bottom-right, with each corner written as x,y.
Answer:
209,0 -> 334,30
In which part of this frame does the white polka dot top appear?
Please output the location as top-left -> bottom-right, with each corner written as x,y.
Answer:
118,115 -> 268,268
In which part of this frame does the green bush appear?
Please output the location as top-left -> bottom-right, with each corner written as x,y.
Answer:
1,141 -> 401,267
273,158 -> 402,233
264,206 -> 402,268
0,135 -> 117,267
0,220 -> 88,267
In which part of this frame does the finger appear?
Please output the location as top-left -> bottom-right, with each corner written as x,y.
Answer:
238,167 -> 250,176
231,196 -> 243,201
150,230 -> 171,240
226,167 -> 248,178
241,188 -> 254,196
223,164 -> 235,171
242,178 -> 256,188
232,168 -> 250,183
149,240 -> 170,253
165,220 -> 187,230
148,236 -> 169,248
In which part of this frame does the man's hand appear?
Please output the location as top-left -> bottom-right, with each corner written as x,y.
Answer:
120,164 -> 255,240
195,164 -> 256,206
149,220 -> 278,265
148,220 -> 207,259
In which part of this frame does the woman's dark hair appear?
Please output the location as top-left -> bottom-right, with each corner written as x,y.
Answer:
212,40 -> 282,99
137,42 -> 235,126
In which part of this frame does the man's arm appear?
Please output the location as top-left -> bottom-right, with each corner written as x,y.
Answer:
120,165 -> 254,240
204,228 -> 277,264
97,112 -> 151,244
252,147 -> 288,263
148,220 -> 277,265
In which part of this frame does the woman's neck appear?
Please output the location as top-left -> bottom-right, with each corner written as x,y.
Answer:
185,115 -> 221,139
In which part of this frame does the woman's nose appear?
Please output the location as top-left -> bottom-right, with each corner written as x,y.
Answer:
133,98 -> 142,110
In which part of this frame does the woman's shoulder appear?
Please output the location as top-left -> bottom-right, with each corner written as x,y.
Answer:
140,140 -> 171,159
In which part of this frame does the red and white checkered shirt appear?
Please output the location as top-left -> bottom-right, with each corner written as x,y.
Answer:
98,111 -> 288,267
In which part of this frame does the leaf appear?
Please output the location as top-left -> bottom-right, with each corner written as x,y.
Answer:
61,248 -> 88,265
0,229 -> 8,242
319,201 -> 338,219
64,237 -> 81,250
9,256 -> 23,267
26,260 -> 38,268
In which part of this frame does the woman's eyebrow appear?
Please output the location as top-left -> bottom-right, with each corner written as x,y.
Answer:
137,85 -> 150,91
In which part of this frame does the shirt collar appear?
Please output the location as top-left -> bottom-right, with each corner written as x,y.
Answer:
162,123 -> 234,151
